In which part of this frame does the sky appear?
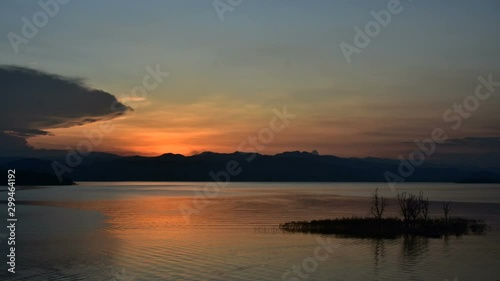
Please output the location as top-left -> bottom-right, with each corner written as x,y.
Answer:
1,0 -> 500,166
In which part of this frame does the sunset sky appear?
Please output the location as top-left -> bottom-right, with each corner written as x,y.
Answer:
1,0 -> 500,164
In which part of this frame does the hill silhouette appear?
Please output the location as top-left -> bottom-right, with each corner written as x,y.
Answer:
1,151 -> 499,184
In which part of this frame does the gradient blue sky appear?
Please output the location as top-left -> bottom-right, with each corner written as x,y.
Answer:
1,0 -> 500,164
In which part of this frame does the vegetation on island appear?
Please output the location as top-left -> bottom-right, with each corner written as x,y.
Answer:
279,189 -> 488,238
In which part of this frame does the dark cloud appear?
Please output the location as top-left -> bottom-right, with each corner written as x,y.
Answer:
403,137 -> 500,169
402,137 -> 500,148
441,137 -> 500,148
0,65 -> 132,155
0,132 -> 34,156
4,128 -> 53,137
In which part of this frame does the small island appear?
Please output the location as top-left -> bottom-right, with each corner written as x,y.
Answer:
279,189 -> 488,238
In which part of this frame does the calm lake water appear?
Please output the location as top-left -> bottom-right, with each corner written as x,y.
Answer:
1,182 -> 499,280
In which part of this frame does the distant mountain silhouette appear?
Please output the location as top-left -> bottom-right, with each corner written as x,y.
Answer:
0,169 -> 74,185
1,151 -> 499,185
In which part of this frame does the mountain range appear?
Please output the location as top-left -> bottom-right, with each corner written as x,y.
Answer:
1,151 -> 500,185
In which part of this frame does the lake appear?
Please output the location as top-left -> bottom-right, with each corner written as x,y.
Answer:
1,182 -> 499,280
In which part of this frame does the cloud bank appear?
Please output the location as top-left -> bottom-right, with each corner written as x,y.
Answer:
0,65 -> 132,156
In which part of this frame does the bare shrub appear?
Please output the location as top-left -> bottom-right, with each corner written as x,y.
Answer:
370,188 -> 387,220
397,191 -> 429,224
397,192 -> 409,222
420,195 -> 430,221
443,201 -> 451,221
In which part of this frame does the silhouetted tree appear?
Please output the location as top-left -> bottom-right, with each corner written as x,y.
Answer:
397,192 -> 410,223
409,192 -> 423,221
398,192 -> 428,225
370,188 -> 386,220
443,201 -> 451,221
420,195 -> 430,221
